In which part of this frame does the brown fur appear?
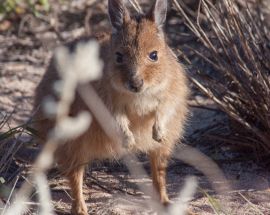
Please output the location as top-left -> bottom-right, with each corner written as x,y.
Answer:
33,0 -> 189,214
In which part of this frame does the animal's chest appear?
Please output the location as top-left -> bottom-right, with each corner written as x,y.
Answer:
127,94 -> 159,116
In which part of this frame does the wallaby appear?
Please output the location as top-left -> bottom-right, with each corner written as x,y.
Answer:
34,0 -> 189,214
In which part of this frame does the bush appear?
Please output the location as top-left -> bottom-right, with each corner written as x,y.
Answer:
175,0 -> 270,159
0,0 -> 50,21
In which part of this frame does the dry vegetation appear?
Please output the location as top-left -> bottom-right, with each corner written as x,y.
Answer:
175,0 -> 270,161
0,0 -> 270,214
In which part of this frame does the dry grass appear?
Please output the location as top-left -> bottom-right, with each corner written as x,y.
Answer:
0,113 -> 37,181
174,0 -> 270,159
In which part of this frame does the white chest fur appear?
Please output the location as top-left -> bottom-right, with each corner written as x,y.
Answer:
128,94 -> 159,116
126,80 -> 169,116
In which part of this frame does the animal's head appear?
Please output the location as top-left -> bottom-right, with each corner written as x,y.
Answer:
108,0 -> 170,94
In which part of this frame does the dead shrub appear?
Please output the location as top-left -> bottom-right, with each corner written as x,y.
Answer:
174,0 -> 270,159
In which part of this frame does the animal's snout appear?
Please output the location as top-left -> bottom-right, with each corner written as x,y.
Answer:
127,78 -> 144,93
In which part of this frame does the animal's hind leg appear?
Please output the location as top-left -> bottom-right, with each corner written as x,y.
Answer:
56,137 -> 90,215
149,148 -> 197,215
67,165 -> 88,215
149,147 -> 170,205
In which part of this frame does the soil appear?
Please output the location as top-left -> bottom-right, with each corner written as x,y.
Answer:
0,0 -> 269,214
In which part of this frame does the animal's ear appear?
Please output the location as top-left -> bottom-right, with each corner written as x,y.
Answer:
108,0 -> 130,32
147,0 -> 167,28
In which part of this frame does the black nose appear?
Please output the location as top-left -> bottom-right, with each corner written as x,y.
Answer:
128,79 -> 144,93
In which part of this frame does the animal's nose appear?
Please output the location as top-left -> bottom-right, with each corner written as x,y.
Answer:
128,78 -> 144,93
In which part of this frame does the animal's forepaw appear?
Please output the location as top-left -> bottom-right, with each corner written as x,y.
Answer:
152,123 -> 165,142
123,133 -> 136,150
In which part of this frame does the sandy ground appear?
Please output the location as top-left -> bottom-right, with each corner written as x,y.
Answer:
0,0 -> 270,214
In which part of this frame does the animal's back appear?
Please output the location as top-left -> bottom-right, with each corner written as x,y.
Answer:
33,34 -> 123,168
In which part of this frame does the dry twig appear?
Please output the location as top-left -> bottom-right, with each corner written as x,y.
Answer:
174,0 -> 270,157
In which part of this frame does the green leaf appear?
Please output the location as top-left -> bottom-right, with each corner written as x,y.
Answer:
39,0 -> 50,11
25,126 -> 39,137
0,128 -> 18,141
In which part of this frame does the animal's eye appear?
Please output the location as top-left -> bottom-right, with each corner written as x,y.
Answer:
115,52 -> 124,64
149,51 -> 158,62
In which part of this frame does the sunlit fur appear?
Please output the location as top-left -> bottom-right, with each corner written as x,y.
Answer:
33,1 -> 189,215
